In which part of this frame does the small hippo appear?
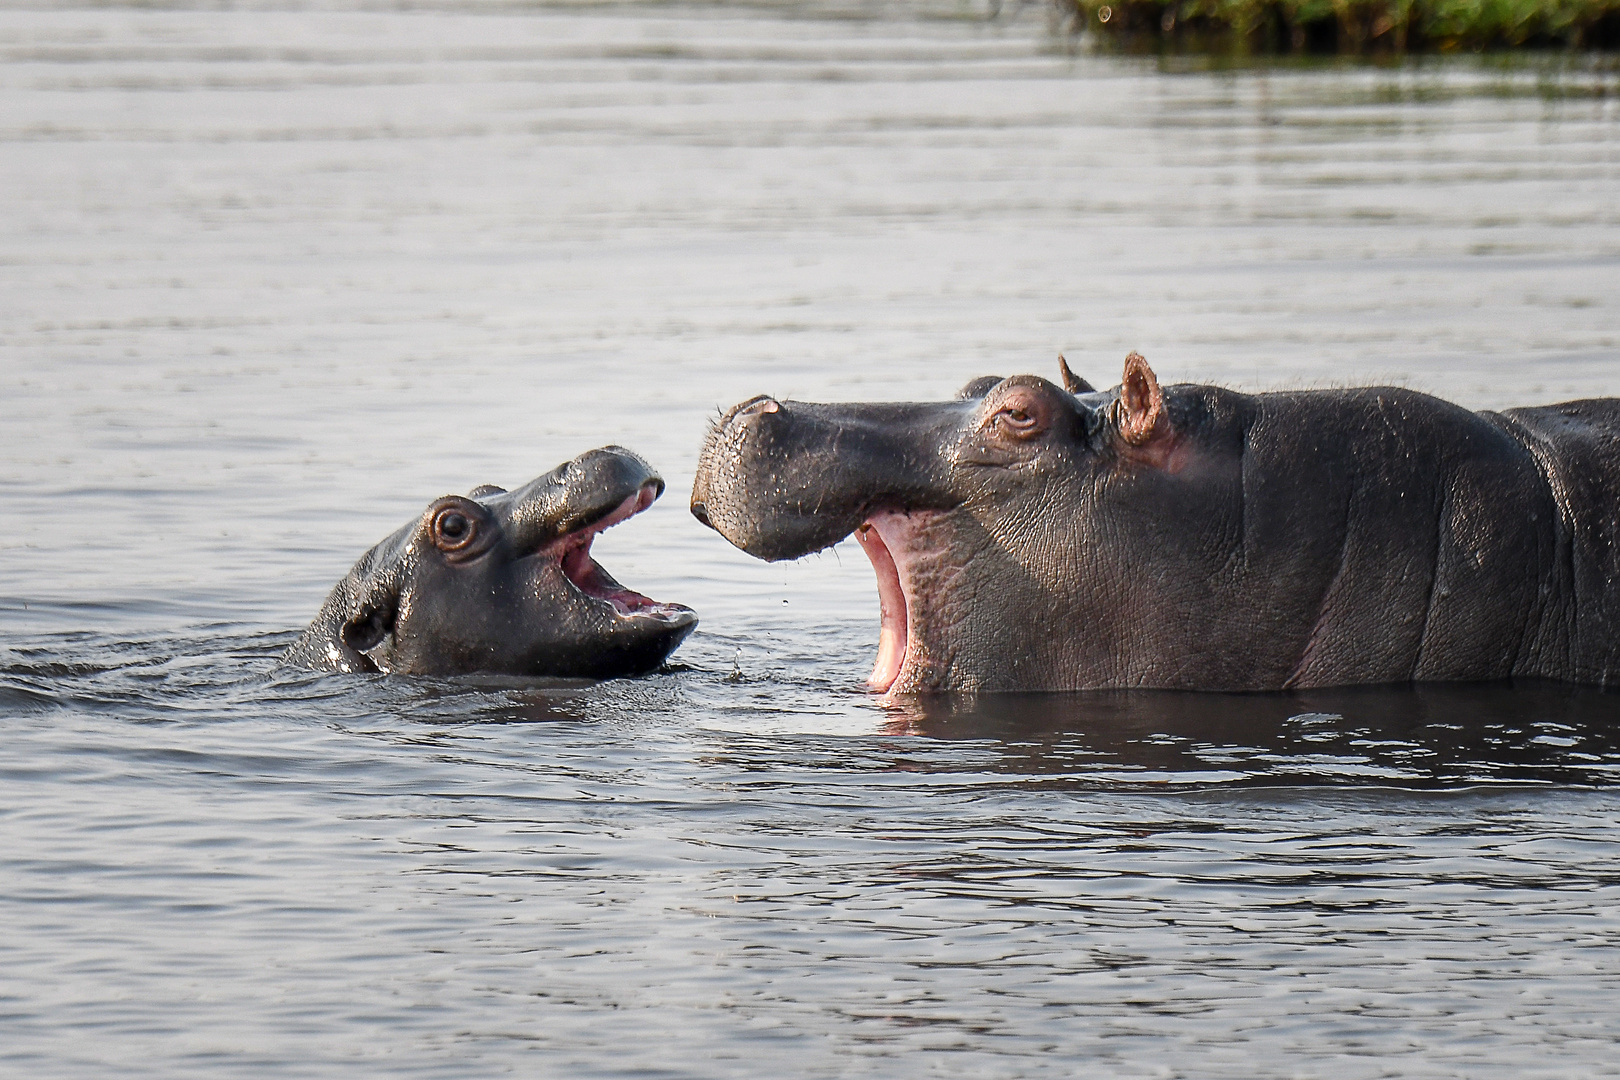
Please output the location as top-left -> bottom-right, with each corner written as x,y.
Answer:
285,446 -> 696,678
691,355 -> 1620,694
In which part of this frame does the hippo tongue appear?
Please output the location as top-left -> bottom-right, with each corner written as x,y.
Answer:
855,519 -> 908,693
561,539 -> 664,616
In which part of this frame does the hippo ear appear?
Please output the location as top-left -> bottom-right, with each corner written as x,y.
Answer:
1058,355 -> 1095,395
341,606 -> 392,654
1116,351 -> 1166,447
468,484 -> 506,499
957,376 -> 1003,400
340,576 -> 399,655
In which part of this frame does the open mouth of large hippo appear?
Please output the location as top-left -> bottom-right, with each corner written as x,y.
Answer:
853,512 -> 924,694
550,482 -> 693,623
688,391 -> 974,697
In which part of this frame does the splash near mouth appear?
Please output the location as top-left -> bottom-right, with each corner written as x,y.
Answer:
855,514 -> 910,694
551,483 -> 694,622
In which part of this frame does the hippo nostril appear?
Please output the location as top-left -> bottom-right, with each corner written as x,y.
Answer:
690,501 -> 712,527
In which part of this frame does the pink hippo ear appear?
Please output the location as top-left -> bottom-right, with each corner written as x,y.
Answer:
1117,351 -> 1166,447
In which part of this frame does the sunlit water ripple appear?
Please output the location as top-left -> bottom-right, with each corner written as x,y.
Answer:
4,2 -> 1620,1076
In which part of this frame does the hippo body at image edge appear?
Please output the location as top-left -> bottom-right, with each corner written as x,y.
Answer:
284,446 -> 696,679
691,356 -> 1620,694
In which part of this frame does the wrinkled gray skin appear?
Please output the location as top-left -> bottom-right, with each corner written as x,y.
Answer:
285,446 -> 696,679
691,355 -> 1620,693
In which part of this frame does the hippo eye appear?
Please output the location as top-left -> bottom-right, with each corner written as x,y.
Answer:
431,506 -> 478,552
996,406 -> 1038,431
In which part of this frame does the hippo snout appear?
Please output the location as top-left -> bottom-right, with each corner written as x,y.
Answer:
691,397 -> 786,542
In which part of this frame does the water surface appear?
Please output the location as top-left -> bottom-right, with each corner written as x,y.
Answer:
3,3 -> 1620,1076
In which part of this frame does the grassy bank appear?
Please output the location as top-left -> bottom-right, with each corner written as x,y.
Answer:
1059,0 -> 1620,51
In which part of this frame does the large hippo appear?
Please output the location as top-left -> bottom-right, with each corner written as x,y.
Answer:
284,446 -> 696,678
691,355 -> 1620,693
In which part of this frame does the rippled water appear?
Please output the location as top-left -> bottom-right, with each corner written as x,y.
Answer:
4,3 -> 1620,1076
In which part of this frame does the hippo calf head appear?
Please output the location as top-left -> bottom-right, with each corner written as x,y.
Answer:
285,446 -> 696,679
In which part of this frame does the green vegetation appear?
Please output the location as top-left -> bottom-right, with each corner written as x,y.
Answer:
1060,0 -> 1620,51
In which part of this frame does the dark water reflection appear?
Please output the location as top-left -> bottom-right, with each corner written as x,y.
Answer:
883,683 -> 1620,787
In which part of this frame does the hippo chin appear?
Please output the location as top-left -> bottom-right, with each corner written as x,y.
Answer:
692,355 -> 1620,694
284,446 -> 696,679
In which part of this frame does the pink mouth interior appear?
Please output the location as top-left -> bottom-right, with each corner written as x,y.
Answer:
551,484 -> 690,619
855,518 -> 908,693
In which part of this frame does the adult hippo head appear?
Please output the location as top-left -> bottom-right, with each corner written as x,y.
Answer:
284,446 -> 696,678
692,354 -> 1620,693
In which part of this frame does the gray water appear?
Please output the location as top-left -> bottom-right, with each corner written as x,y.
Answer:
4,3 -> 1620,1076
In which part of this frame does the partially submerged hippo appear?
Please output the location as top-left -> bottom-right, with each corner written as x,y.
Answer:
691,355 -> 1620,693
285,446 -> 696,678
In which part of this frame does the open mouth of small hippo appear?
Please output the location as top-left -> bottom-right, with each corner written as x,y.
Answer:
853,510 -> 924,695
548,483 -> 695,623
